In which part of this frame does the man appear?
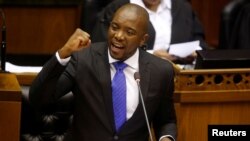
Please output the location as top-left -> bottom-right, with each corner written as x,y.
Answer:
29,3 -> 177,141
91,0 -> 209,64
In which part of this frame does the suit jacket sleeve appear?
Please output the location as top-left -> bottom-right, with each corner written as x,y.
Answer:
29,54 -> 76,110
151,60 -> 177,140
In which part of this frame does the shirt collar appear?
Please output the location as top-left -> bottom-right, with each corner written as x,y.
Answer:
108,48 -> 139,70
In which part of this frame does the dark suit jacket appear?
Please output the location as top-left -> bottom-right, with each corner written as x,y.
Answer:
91,0 -> 208,49
29,42 -> 177,141
229,3 -> 250,49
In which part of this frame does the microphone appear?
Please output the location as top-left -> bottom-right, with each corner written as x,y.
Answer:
0,8 -> 6,71
134,72 -> 153,141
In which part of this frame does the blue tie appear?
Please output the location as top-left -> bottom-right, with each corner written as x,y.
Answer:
112,61 -> 127,132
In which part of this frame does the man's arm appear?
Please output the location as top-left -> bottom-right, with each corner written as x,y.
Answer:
29,28 -> 91,110
28,55 -> 69,110
153,61 -> 177,140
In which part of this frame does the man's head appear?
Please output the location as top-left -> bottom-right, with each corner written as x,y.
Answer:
108,3 -> 149,61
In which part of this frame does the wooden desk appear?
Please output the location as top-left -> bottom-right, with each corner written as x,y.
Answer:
0,73 -> 22,141
14,68 -> 250,141
174,68 -> 250,141
15,72 -> 37,86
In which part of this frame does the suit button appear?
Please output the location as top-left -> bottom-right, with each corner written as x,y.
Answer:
114,135 -> 119,140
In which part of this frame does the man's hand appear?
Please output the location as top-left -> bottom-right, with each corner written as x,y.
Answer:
58,28 -> 91,59
153,49 -> 197,64
153,49 -> 178,61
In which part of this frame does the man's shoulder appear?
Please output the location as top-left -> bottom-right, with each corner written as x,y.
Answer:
89,42 -> 108,53
140,51 -> 174,79
75,42 -> 107,56
141,50 -> 174,69
91,42 -> 107,47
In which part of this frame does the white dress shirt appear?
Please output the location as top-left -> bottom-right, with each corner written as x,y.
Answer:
56,48 -> 174,141
56,50 -> 140,120
108,49 -> 139,120
130,0 -> 172,51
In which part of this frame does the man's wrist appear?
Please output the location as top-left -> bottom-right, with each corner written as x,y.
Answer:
56,52 -> 71,66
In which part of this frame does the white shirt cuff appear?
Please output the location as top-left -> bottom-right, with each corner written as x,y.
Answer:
55,52 -> 71,66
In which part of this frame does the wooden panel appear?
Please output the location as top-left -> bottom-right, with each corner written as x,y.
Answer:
175,68 -> 250,92
0,73 -> 21,141
1,6 -> 81,55
177,102 -> 250,141
15,72 -> 37,86
189,0 -> 231,47
15,67 -> 250,141
0,101 -> 21,141
174,68 -> 250,141
0,73 -> 21,101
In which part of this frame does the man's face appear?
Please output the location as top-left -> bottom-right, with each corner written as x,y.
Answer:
108,8 -> 148,61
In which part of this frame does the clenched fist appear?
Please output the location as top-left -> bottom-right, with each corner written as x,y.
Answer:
58,28 -> 91,59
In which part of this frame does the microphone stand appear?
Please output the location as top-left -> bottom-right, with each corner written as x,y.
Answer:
0,8 -> 6,72
134,72 -> 154,141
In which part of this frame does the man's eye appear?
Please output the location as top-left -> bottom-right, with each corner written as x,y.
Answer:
127,30 -> 135,35
111,24 -> 118,30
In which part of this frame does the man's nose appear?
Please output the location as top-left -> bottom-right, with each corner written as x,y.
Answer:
114,30 -> 125,41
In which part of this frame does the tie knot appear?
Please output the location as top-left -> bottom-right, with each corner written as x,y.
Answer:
114,61 -> 127,71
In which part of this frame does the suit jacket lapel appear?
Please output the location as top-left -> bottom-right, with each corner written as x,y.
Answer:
120,49 -> 151,134
93,46 -> 152,133
93,43 -> 115,132
138,49 -> 151,101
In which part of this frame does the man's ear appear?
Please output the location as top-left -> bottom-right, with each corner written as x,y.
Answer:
140,33 -> 149,47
